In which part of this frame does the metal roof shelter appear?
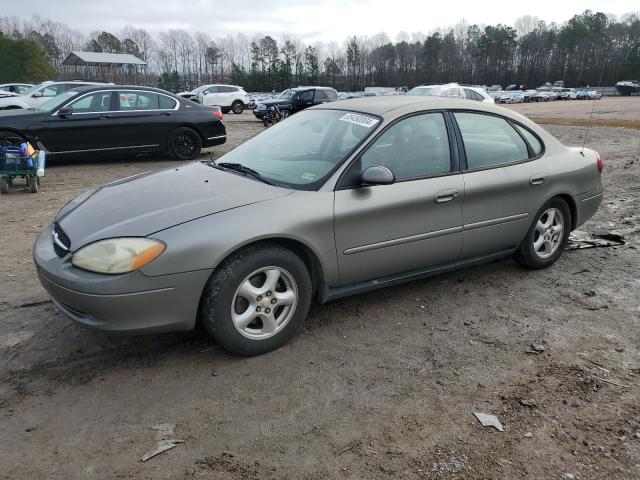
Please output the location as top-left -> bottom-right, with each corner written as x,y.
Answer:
62,51 -> 147,67
61,51 -> 147,84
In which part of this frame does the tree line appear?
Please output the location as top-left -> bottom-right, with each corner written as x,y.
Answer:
0,10 -> 638,92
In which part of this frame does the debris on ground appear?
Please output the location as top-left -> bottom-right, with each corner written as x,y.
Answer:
140,439 -> 184,462
150,423 -> 175,439
520,399 -> 537,407
524,432 -> 533,438
473,412 -> 504,432
528,344 -> 546,353
566,231 -> 625,250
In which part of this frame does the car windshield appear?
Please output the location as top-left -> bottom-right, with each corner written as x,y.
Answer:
278,89 -> 295,100
34,91 -> 78,111
406,87 -> 440,96
20,83 -> 44,96
214,110 -> 380,190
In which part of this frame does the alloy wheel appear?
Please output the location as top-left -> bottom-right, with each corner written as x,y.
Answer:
231,266 -> 298,340
533,208 -> 564,258
174,132 -> 197,157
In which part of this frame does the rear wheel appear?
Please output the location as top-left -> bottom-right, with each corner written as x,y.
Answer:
169,127 -> 202,160
231,101 -> 244,114
200,245 -> 312,356
515,198 -> 571,269
0,177 -> 8,194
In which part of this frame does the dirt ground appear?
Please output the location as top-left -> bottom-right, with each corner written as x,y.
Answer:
1,102 -> 639,479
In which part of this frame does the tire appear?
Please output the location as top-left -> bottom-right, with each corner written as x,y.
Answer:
28,175 -> 39,193
231,101 -> 244,114
514,197 -> 571,269
263,118 -> 273,127
0,177 -> 8,194
221,108 -> 230,114
200,245 -> 312,356
169,127 -> 202,161
280,109 -> 290,119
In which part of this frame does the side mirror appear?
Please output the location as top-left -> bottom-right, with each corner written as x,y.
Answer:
360,166 -> 395,186
57,107 -> 73,118
32,91 -> 43,98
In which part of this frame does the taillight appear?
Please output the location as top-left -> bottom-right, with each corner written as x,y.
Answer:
596,153 -> 603,173
213,111 -> 223,121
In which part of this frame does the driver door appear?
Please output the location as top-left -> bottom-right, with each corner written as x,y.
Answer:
333,112 -> 464,285
42,91 -> 115,153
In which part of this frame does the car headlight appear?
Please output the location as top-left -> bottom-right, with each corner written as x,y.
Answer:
71,238 -> 166,274
257,104 -> 266,110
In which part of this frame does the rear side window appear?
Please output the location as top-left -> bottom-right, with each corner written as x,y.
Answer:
464,89 -> 484,102
315,90 -> 326,100
358,112 -> 451,181
218,86 -> 236,93
514,124 -> 542,156
118,91 -> 160,110
454,112 -> 529,170
159,95 -> 178,110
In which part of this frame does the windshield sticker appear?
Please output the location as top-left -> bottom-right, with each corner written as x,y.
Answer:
302,172 -> 317,181
339,113 -> 379,128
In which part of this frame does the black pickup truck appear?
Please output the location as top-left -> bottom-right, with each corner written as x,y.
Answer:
253,86 -> 338,120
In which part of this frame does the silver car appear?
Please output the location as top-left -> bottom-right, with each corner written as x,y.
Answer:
34,97 -> 604,355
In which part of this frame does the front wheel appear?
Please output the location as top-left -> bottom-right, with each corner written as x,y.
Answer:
515,198 -> 571,269
169,127 -> 202,160
280,109 -> 290,119
28,175 -> 39,193
200,245 -> 312,356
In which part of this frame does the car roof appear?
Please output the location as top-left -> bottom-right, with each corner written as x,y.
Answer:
292,86 -> 336,91
68,85 -> 175,95
313,95 -> 524,120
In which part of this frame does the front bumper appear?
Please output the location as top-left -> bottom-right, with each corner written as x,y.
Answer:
34,223 -> 212,334
253,110 -> 267,119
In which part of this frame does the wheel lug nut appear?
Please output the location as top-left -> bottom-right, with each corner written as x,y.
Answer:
265,308 -> 271,314
271,298 -> 277,304
266,291 -> 271,297
256,306 -> 261,312
257,295 -> 262,301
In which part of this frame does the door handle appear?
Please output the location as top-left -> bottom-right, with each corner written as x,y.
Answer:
162,112 -> 172,116
529,173 -> 546,186
98,114 -> 111,120
435,189 -> 459,204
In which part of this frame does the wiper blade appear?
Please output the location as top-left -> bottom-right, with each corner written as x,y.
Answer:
212,162 -> 278,186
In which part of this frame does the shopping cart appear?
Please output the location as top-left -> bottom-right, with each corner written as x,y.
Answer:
0,143 -> 45,194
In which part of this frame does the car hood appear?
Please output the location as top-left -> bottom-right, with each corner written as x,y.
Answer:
56,162 -> 292,248
0,108 -> 40,119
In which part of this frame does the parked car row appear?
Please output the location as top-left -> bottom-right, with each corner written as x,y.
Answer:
0,80 -> 112,110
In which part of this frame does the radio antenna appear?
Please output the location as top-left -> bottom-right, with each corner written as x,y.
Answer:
581,93 -> 597,156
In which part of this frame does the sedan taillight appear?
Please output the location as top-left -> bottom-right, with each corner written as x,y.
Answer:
596,153 -> 603,173
213,111 -> 223,121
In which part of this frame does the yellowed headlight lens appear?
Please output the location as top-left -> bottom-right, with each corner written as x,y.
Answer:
71,238 -> 166,274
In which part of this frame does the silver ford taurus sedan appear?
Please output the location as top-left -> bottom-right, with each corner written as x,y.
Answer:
34,97 -> 604,355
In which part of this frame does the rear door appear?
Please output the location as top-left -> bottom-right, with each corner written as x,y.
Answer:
108,90 -> 177,149
454,111 -> 547,258
334,112 -> 464,285
293,89 -> 314,112
42,90 -> 115,152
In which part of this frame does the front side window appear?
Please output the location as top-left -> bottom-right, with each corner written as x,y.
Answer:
455,112 -> 529,170
205,86 -> 219,94
298,90 -> 313,102
315,90 -> 326,101
68,92 -> 113,113
350,113 -> 451,183
118,91 -> 160,110
441,88 -> 462,98
40,84 -> 65,97
325,90 -> 338,100
215,110 -> 380,190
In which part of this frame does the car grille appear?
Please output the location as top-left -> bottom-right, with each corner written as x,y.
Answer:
52,222 -> 71,257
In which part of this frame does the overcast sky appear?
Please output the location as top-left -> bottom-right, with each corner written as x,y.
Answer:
5,0 -> 638,41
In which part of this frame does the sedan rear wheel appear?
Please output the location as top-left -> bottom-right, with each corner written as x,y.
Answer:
200,245 -> 312,356
169,127 -> 202,160
515,198 -> 571,269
